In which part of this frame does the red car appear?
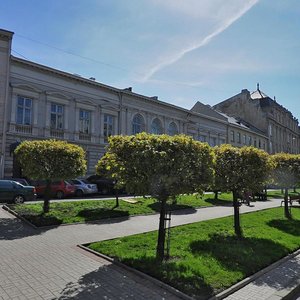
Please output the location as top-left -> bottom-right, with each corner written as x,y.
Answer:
31,180 -> 75,199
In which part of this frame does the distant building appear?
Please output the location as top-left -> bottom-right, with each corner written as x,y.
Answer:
0,29 -> 286,179
214,85 -> 300,154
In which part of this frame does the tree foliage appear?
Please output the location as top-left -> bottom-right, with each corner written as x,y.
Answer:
15,139 -> 87,212
214,144 -> 270,236
270,153 -> 300,218
96,133 -> 214,260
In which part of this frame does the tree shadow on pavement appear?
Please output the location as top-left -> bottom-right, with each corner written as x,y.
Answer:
0,215 -> 59,240
148,202 -> 197,214
57,257 -> 213,300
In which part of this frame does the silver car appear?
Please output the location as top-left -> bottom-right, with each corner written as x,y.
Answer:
70,179 -> 98,197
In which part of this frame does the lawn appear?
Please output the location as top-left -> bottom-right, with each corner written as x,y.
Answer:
88,207 -> 300,299
8,193 -> 234,226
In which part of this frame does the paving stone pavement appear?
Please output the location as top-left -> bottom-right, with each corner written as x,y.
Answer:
0,199 -> 298,300
224,251 -> 300,300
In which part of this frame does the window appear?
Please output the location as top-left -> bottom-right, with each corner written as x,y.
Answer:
237,132 -> 241,144
16,96 -> 32,125
254,139 -> 257,147
167,122 -> 178,136
79,109 -> 91,134
259,139 -> 261,148
151,118 -> 163,134
243,134 -> 246,144
248,136 -> 252,146
210,137 -> 217,147
104,114 -> 114,140
269,124 -> 272,136
50,103 -> 64,130
199,135 -> 207,142
230,130 -> 235,142
132,114 -> 145,134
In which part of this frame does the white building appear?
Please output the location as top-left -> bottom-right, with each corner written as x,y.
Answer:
0,29 -> 269,178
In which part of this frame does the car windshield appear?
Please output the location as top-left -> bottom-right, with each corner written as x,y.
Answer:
81,179 -> 89,184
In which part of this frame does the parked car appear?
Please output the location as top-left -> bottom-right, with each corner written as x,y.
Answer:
69,179 -> 98,197
86,175 -> 126,195
0,180 -> 36,203
4,178 -> 30,186
30,180 -> 76,199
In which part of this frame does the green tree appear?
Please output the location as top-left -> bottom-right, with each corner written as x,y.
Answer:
96,133 -> 214,261
270,153 -> 300,219
15,139 -> 86,213
214,145 -> 270,237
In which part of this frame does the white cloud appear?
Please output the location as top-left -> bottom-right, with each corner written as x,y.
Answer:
141,0 -> 259,82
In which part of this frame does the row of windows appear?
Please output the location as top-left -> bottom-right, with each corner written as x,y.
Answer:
230,130 -> 266,149
16,96 -> 180,138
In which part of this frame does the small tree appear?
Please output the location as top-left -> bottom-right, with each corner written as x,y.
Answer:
96,155 -> 122,208
15,139 -> 87,213
214,145 -> 270,237
270,153 -> 300,219
96,133 -> 214,261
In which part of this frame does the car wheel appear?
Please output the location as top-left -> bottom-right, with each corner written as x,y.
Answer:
76,189 -> 84,197
14,195 -> 25,204
56,191 -> 64,199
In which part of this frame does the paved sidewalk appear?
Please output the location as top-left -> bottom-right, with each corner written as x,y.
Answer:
0,199 -> 298,299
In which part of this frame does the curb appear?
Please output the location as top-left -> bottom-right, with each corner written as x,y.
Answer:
209,248 -> 300,300
78,244 -> 194,300
2,205 -> 39,229
79,243 -> 300,300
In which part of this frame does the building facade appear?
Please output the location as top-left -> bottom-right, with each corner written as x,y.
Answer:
0,28 -> 293,179
214,87 -> 300,154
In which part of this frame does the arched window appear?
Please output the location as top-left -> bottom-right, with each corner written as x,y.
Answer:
167,122 -> 178,136
151,118 -> 163,134
132,114 -> 145,134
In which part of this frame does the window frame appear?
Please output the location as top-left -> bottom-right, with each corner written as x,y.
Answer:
104,114 -> 114,140
79,109 -> 91,134
50,103 -> 64,130
16,96 -> 33,125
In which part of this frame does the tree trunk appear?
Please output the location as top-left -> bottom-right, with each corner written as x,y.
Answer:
294,186 -> 297,193
214,191 -> 218,200
43,179 -> 52,213
232,190 -> 242,238
114,189 -> 119,208
284,188 -> 291,219
156,196 -> 168,261
264,186 -> 267,195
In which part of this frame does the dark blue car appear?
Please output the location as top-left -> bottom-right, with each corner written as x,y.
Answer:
0,180 -> 36,203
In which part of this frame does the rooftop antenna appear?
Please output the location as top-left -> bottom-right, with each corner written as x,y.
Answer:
257,82 -> 260,91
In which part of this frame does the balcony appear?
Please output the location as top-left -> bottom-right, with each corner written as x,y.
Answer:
15,124 -> 32,134
79,133 -> 91,141
50,129 -> 64,139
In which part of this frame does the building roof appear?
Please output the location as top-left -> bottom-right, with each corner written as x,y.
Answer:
217,111 -> 267,137
190,101 -> 227,122
250,89 -> 269,100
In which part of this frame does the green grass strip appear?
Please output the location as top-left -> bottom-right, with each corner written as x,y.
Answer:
88,207 -> 300,299
9,193 -> 235,226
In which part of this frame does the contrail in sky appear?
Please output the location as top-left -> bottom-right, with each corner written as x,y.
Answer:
141,0 -> 259,82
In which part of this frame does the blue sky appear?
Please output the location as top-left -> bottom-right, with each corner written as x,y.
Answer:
1,0 -> 300,118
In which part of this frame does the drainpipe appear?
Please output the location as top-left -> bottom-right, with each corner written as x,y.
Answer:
1,31 -> 13,178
